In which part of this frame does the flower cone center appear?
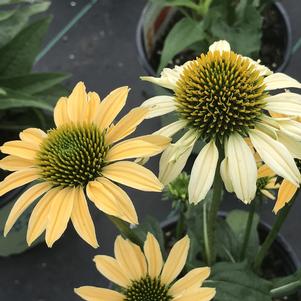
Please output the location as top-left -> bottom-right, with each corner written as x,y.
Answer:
37,124 -> 109,187
124,276 -> 172,301
175,50 -> 267,141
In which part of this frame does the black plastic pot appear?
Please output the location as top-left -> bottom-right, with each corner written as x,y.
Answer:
136,2 -> 292,76
161,215 -> 300,300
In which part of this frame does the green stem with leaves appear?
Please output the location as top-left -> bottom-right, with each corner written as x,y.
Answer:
253,195 -> 297,272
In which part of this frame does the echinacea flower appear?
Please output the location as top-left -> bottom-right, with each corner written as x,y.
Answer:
141,40 -> 301,204
75,233 -> 215,301
0,82 -> 170,248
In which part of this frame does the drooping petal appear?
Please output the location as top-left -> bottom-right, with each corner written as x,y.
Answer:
45,187 -> 74,247
264,92 -> 301,116
87,177 -> 138,224
114,236 -> 147,281
170,267 -> 210,297
102,161 -> 163,192
278,132 -> 301,159
74,286 -> 124,301
249,129 -> 301,186
153,120 -> 187,137
96,86 -> 129,130
93,255 -> 130,287
0,168 -> 39,197
19,128 -> 47,145
273,179 -> 298,214
27,188 -> 60,246
278,120 -> 301,141
71,187 -> 99,248
106,135 -> 170,162
4,182 -> 51,236
226,134 -> 257,203
1,140 -> 39,160
0,155 -> 34,171
140,95 -> 176,118
209,40 -> 231,53
188,140 -> 218,204
264,73 -> 301,90
161,235 -> 190,285
105,107 -> 148,144
54,97 -> 70,127
173,287 -> 216,301
67,81 -> 87,123
261,189 -> 276,200
144,233 -> 163,278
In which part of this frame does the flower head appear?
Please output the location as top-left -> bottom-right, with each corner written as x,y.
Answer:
0,82 -> 170,247
75,233 -> 215,301
141,40 -> 301,204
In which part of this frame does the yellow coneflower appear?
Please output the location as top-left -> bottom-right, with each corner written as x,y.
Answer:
0,82 -> 170,248
141,40 -> 301,204
75,233 -> 215,301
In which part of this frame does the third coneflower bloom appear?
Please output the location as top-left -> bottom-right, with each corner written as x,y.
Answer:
141,40 -> 301,204
0,82 -> 170,248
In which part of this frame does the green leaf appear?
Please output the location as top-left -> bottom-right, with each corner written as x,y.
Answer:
0,0 -> 39,5
226,210 -> 260,261
0,2 -> 50,48
158,17 -> 205,71
207,262 -> 272,301
0,73 -> 70,94
0,16 -> 51,77
150,0 -> 200,10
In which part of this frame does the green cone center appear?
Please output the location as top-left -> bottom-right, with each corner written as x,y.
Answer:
175,50 -> 267,141
124,276 -> 172,301
37,124 -> 109,187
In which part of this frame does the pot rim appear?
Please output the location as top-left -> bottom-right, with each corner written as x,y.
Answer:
136,1 -> 292,76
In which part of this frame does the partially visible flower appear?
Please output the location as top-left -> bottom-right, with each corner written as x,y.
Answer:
141,40 -> 301,204
0,82 -> 170,248
75,233 -> 215,301
256,164 -> 279,200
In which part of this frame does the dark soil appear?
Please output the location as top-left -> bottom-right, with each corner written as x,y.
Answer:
149,4 -> 288,73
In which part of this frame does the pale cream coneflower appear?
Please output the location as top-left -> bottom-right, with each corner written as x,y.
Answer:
0,82 -> 170,248
75,233 -> 215,301
141,40 -> 301,204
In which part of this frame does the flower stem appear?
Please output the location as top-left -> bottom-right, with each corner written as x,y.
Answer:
253,195 -> 297,272
206,145 -> 224,266
239,198 -> 258,261
107,215 -> 143,247
271,280 -> 301,298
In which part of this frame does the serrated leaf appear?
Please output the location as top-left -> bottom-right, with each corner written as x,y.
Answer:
0,16 -> 51,77
158,17 -> 205,71
207,262 -> 272,301
0,73 -> 70,94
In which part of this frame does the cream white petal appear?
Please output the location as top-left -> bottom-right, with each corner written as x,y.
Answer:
226,134 -> 257,203
264,92 -> 301,116
209,40 -> 231,53
161,235 -> 190,285
278,120 -> 301,141
220,158 -> 234,192
244,57 -> 272,76
264,73 -> 301,90
249,129 -> 301,186
153,120 -> 187,137
188,140 -> 218,204
140,95 -> 176,118
144,233 -> 163,278
74,286 -> 124,301
278,132 -> 301,159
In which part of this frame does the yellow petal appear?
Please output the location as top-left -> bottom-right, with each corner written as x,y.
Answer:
1,140 -> 39,160
54,97 -> 69,127
93,255 -> 130,287
173,287 -> 216,301
144,233 -> 163,278
0,155 -> 34,171
161,235 -> 190,285
273,180 -> 298,213
4,182 -> 51,236
86,92 -> 101,122
27,188 -> 60,246
106,135 -> 170,162
86,178 -> 138,224
114,235 -> 147,280
74,286 -> 124,301
19,128 -> 47,145
95,86 -> 129,130
67,81 -> 87,123
102,161 -> 163,192
105,107 -> 148,144
46,187 -> 74,247
71,187 -> 99,248
170,267 -> 211,297
0,168 -> 39,196
258,164 -> 276,178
